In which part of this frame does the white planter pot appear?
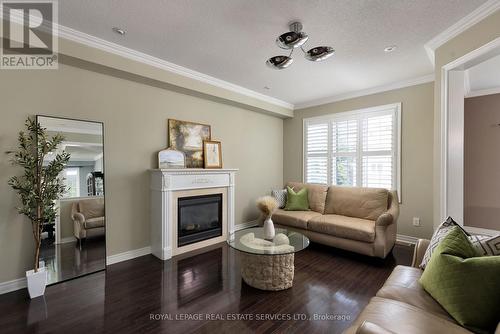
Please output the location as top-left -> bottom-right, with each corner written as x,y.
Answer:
26,266 -> 47,299
263,217 -> 275,240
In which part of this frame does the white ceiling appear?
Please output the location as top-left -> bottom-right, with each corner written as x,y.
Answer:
58,0 -> 488,107
467,54 -> 500,94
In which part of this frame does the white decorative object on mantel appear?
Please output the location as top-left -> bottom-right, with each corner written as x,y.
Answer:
150,168 -> 237,260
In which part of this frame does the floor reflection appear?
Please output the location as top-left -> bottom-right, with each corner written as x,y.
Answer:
40,236 -> 106,284
176,248 -> 223,306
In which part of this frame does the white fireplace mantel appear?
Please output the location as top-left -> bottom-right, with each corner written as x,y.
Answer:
150,169 -> 237,260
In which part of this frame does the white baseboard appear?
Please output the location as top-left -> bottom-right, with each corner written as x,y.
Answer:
235,220 -> 259,231
0,277 -> 27,295
396,234 -> 419,245
106,246 -> 152,265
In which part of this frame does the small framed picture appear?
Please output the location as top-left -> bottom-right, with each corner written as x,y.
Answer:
158,148 -> 186,169
203,140 -> 222,169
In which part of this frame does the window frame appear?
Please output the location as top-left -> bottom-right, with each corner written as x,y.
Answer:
303,103 -> 402,202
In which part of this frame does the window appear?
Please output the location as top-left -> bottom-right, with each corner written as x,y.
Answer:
63,168 -> 80,198
304,103 -> 401,198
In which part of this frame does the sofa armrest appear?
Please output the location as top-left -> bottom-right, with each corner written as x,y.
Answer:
72,212 -> 85,225
356,321 -> 395,334
411,239 -> 430,268
376,191 -> 399,227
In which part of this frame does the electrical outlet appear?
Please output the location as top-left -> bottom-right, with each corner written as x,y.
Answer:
412,217 -> 421,227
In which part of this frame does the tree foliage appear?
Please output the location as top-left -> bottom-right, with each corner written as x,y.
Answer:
7,117 -> 70,272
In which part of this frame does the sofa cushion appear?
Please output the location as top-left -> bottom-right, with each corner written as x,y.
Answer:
284,186 -> 309,211
420,216 -> 470,269
376,266 -> 453,321
287,182 -> 328,214
84,217 -> 105,229
343,297 -> 473,334
271,188 -> 287,209
324,186 -> 388,220
272,209 -> 321,230
307,214 -> 376,242
79,198 -> 105,220
419,227 -> 500,333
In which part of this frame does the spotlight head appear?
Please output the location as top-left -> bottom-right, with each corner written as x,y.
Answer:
276,31 -> 309,49
266,56 -> 293,69
305,46 -> 335,61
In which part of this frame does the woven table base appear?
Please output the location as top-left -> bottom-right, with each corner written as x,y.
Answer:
240,253 -> 294,291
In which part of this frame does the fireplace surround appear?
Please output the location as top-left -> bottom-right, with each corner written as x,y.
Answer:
150,169 -> 237,260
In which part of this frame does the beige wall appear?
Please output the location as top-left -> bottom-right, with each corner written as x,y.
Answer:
0,61 -> 283,282
464,93 -> 500,231
433,10 -> 500,227
284,83 -> 435,239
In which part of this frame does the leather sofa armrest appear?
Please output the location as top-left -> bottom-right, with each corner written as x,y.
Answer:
411,238 -> 430,268
356,321 -> 395,334
376,191 -> 399,227
375,212 -> 393,226
72,212 -> 85,224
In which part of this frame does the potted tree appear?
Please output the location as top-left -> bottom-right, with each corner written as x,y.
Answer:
7,117 -> 70,298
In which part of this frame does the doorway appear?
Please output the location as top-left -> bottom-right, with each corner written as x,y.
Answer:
441,37 -> 500,235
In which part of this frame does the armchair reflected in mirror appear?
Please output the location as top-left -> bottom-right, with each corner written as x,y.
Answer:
37,115 -> 106,285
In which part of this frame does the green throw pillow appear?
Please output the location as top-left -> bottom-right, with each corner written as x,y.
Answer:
419,226 -> 500,333
284,186 -> 309,211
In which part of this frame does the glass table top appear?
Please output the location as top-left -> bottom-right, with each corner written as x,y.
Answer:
227,227 -> 310,255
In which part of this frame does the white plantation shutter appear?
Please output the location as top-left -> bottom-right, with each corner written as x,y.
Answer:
361,112 -> 396,190
332,119 -> 357,186
304,122 -> 328,184
304,104 -> 401,200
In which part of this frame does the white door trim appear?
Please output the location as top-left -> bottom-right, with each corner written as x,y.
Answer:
440,37 -> 500,233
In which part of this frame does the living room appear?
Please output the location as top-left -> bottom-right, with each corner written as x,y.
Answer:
0,1 -> 499,333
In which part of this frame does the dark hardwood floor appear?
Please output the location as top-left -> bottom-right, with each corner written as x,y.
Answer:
0,242 -> 413,334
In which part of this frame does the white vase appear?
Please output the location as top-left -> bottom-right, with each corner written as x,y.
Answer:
263,217 -> 275,240
26,265 -> 47,299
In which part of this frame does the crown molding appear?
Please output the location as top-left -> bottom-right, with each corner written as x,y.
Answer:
57,25 -> 294,110
295,74 -> 435,110
2,11 -> 294,111
466,86 -> 500,98
424,0 -> 500,66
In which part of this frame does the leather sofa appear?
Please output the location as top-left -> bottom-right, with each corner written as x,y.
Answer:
71,197 -> 105,244
272,182 -> 399,258
343,239 -> 500,334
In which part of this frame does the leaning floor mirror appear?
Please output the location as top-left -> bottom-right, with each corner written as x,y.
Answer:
37,115 -> 106,284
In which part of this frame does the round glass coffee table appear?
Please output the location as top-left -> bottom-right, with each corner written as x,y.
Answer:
227,227 -> 309,291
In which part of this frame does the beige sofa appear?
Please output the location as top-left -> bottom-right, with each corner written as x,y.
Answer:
71,197 -> 105,244
343,239 -> 500,334
273,182 -> 399,258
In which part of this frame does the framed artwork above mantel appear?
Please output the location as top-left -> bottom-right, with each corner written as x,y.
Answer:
203,140 -> 222,169
168,119 -> 211,168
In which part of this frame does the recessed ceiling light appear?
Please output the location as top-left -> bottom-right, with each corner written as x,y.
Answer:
112,27 -> 126,36
384,45 -> 397,53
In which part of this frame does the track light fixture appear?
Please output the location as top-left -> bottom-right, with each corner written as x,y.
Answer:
266,21 -> 335,70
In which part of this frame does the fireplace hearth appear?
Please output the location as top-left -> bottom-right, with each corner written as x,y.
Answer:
178,194 -> 223,247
